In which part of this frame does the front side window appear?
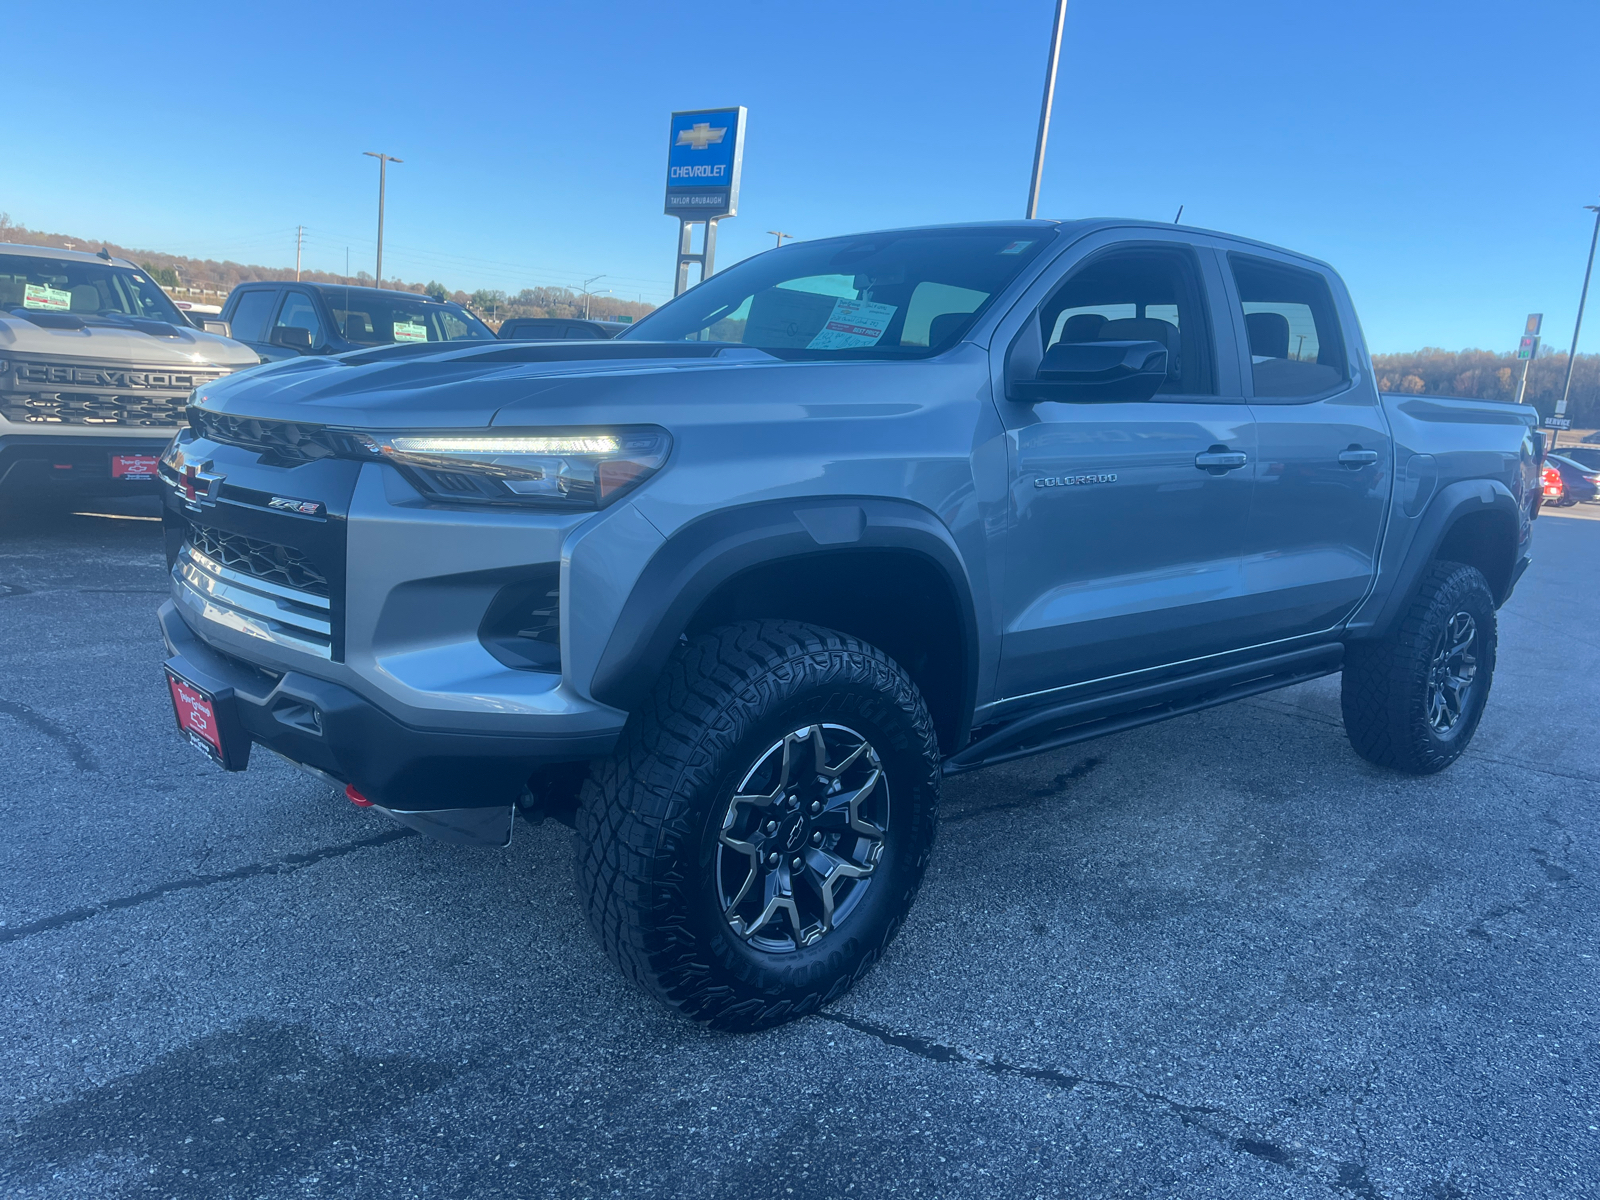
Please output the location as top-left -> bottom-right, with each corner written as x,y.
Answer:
621,227 -> 1053,360
1036,247 -> 1215,395
0,253 -> 185,324
227,291 -> 279,343
274,291 -> 326,348
1229,254 -> 1348,399
324,294 -> 495,345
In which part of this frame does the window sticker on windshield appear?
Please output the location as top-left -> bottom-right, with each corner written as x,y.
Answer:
392,321 -> 428,343
806,298 -> 898,350
23,283 -> 72,312
999,241 -> 1034,255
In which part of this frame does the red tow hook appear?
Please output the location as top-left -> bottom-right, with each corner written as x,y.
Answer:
345,784 -> 374,808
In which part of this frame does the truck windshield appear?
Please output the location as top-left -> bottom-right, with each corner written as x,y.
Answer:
0,253 -> 186,324
620,226 -> 1054,359
323,294 -> 495,346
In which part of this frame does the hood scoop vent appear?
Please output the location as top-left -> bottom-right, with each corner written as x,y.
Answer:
10,309 -> 86,331
340,340 -> 760,368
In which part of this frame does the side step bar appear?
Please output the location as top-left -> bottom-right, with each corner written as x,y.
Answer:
943,644 -> 1344,776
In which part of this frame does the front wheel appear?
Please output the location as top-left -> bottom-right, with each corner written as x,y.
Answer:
1341,560 -> 1497,774
575,620 -> 940,1030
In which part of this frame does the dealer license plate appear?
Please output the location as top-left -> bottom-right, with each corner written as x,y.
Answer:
112,454 -> 160,480
166,670 -> 224,765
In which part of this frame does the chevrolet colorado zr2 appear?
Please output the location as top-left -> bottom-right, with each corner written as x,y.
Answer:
154,220 -> 1540,1029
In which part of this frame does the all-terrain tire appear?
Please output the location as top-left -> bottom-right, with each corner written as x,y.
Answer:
1341,560 -> 1497,774
574,620 -> 940,1030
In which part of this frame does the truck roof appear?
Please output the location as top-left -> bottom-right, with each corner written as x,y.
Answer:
235,280 -> 454,304
0,240 -> 139,269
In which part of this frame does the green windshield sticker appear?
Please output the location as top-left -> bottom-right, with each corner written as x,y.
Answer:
23,283 -> 72,312
392,321 -> 428,343
806,298 -> 897,350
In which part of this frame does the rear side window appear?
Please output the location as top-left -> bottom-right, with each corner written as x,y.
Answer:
228,290 -> 278,343
1229,255 -> 1348,399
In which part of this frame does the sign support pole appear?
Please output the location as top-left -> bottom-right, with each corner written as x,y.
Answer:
674,217 -> 719,296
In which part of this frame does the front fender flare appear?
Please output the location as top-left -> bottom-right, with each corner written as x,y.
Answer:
589,498 -> 980,735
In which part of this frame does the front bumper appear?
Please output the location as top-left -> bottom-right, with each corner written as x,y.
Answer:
160,601 -> 619,843
0,432 -> 175,496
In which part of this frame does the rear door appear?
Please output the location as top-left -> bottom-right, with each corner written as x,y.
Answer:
223,288 -> 283,362
990,231 -> 1259,698
1221,250 -> 1393,640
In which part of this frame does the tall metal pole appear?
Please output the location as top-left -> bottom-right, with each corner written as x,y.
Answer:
295,225 -> 303,281
364,152 -> 402,287
1024,0 -> 1069,220
1553,203 -> 1600,456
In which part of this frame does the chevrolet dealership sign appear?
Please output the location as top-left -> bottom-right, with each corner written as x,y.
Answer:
665,107 -> 747,218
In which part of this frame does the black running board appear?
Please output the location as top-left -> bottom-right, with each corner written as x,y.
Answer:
943,644 -> 1344,776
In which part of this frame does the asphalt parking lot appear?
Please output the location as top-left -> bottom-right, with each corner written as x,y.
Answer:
2,499 -> 1596,1200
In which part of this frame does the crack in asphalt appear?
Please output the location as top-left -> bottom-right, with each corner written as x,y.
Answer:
1466,844 -> 1580,942
0,828 -> 417,946
818,1010 -> 1312,1174
0,696 -> 97,772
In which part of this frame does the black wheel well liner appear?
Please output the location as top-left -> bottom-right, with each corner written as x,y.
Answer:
1361,479 -> 1523,640
588,499 -> 980,754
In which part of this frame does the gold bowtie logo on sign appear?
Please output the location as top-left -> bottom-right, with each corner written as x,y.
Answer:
675,123 -> 727,151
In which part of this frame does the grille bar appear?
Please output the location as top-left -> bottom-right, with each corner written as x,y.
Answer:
173,543 -> 332,658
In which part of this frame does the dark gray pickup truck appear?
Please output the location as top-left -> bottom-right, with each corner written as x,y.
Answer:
155,219 -> 1540,1028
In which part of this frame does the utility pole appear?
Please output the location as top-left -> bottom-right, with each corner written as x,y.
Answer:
1514,314 -> 1542,406
582,275 -> 604,320
295,226 -> 304,281
1025,0 -> 1070,219
1553,203 -> 1600,456
363,151 -> 403,287
768,231 -> 793,248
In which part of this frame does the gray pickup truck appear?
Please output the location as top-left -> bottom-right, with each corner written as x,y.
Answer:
0,243 -> 257,505
155,219 -> 1539,1029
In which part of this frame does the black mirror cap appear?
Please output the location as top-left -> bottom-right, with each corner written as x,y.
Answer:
1011,339 -> 1168,403
271,326 -> 315,351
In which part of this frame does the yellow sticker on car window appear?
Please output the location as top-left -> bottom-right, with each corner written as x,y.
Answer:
392,321 -> 428,343
24,283 -> 72,312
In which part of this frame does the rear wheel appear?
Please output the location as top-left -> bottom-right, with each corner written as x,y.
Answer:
574,620 -> 940,1030
1341,560 -> 1496,774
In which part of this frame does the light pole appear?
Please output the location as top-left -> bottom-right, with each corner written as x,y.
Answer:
581,275 -> 605,320
768,231 -> 794,248
363,151 -> 402,287
1025,0 -> 1070,219
1553,203 -> 1600,456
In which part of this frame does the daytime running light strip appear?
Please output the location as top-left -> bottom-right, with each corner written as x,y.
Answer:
387,436 -> 621,455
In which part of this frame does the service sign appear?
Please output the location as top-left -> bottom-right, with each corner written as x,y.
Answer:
665,107 -> 747,218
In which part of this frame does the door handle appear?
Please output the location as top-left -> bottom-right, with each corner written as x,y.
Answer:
1195,447 -> 1248,474
1338,447 -> 1381,468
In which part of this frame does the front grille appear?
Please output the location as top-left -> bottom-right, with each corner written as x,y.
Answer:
189,410 -> 362,463
172,530 -> 333,659
1,390 -> 188,426
187,523 -> 329,597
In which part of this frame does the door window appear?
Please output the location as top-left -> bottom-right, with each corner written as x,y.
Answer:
227,290 -> 278,343
1037,247 -> 1215,395
1228,255 -> 1348,399
274,291 -> 326,349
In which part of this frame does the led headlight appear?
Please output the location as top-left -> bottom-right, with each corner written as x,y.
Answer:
353,427 -> 671,509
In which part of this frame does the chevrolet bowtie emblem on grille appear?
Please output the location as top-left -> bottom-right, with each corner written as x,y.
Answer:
178,461 -> 223,508
675,122 -> 726,150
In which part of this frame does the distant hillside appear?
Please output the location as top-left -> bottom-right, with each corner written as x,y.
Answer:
1371,347 -> 1597,428
0,213 -> 655,326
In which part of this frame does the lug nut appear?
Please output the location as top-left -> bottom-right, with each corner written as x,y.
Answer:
792,857 -> 804,871
811,831 -> 823,845
767,852 -> 779,866
765,820 -> 778,833
811,801 -> 822,814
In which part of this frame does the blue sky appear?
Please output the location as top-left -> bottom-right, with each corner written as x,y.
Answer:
5,0 -> 1598,353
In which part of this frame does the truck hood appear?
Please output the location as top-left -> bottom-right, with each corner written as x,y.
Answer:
0,311 -> 258,369
191,341 -> 784,428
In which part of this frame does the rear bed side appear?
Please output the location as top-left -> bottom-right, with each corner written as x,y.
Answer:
1344,392 -> 1538,640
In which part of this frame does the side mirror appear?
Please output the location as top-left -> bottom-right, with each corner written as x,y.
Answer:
270,325 -> 315,351
1012,340 -> 1169,403
200,318 -> 231,338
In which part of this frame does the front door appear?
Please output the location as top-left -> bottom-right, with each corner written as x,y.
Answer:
994,239 -> 1259,700
1223,251 -> 1393,641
